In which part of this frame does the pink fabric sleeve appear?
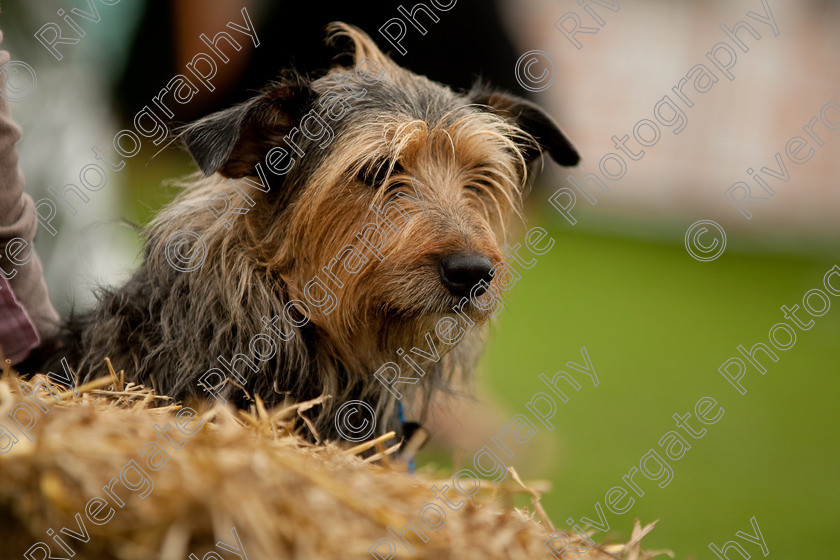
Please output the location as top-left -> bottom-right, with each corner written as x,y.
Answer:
0,274 -> 40,363
0,48 -> 61,363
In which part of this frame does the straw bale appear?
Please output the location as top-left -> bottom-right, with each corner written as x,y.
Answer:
0,361 -> 669,560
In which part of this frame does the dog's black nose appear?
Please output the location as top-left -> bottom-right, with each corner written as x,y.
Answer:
439,252 -> 494,297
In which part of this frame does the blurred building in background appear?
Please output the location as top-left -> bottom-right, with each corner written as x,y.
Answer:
502,0 -> 840,240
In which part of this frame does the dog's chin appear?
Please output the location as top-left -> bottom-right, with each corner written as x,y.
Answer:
380,289 -> 495,326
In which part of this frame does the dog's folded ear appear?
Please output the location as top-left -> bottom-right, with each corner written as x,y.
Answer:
471,91 -> 580,167
181,83 -> 314,178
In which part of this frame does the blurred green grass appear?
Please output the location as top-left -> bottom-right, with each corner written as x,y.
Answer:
476,215 -> 840,559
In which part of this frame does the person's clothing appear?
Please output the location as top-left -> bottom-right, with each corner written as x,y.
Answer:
0,48 -> 60,363
0,275 -> 40,363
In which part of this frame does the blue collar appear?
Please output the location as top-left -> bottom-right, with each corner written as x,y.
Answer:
397,401 -> 416,473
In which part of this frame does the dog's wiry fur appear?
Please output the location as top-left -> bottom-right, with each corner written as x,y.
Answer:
35,24 -> 578,441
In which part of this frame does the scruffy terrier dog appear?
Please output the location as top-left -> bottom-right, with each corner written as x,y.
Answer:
38,24 -> 578,442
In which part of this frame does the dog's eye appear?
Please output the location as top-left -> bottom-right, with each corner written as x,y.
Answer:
467,165 -> 497,195
381,184 -> 400,196
467,176 -> 493,194
358,159 -> 404,189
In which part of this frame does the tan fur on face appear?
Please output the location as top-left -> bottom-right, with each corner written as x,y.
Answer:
248,109 -> 526,372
